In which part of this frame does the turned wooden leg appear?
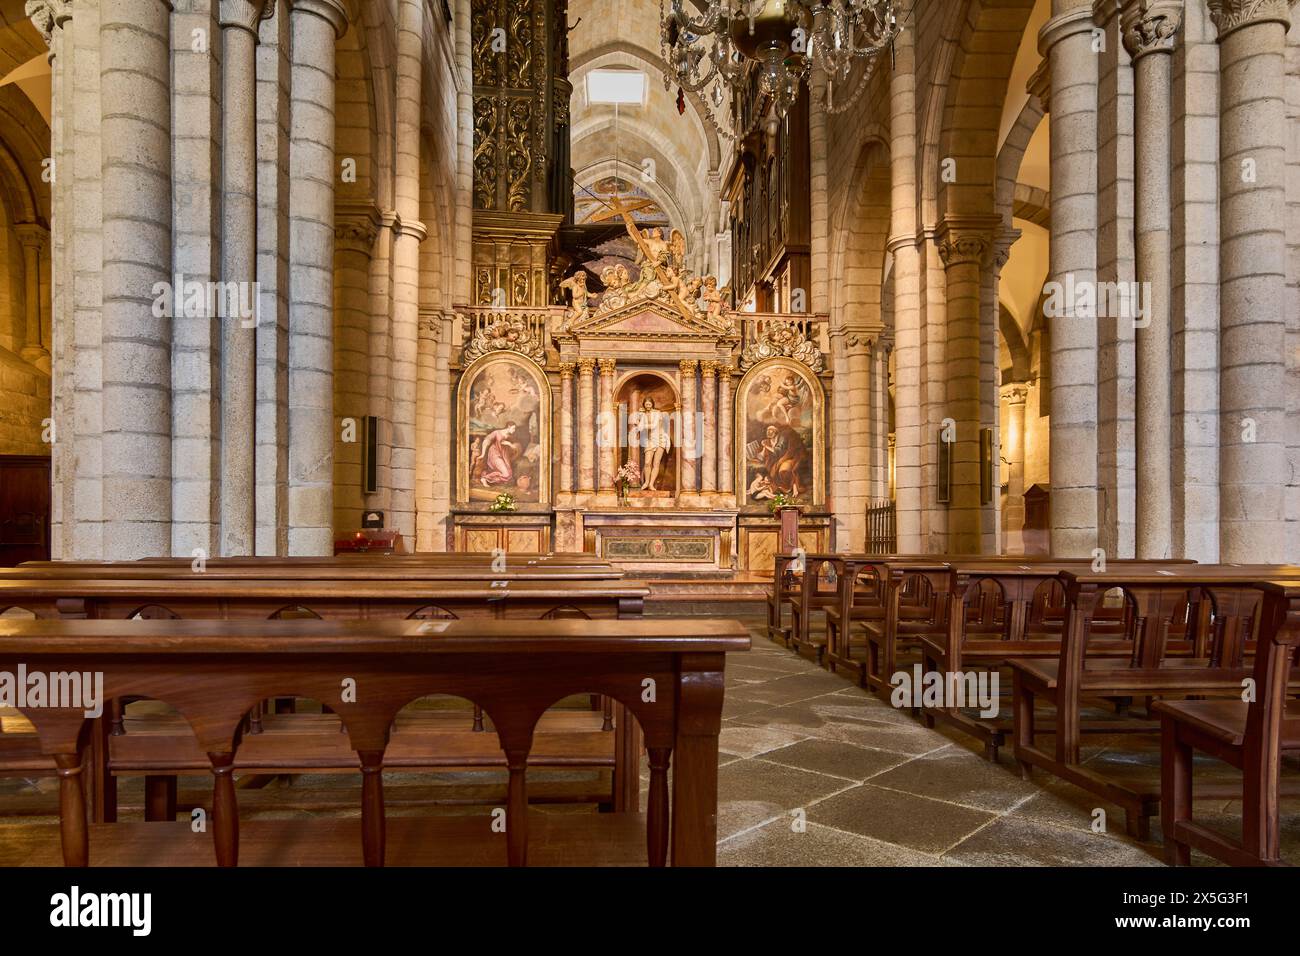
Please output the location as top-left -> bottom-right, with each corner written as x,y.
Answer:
505,751 -> 529,867
144,775 -> 177,822
472,705 -> 485,733
358,750 -> 386,868
646,746 -> 671,868
209,752 -> 239,867
54,752 -> 88,868
601,696 -> 613,732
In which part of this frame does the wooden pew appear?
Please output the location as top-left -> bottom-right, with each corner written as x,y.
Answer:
0,570 -> 651,822
1155,581 -> 1300,866
914,560 -> 1199,759
0,616 -> 750,867
1010,567 -> 1300,839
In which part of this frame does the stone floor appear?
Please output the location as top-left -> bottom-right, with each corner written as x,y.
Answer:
710,620 -> 1300,867
1,612 -> 1296,866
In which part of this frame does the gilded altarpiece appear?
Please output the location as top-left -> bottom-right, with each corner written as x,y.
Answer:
451,214 -> 835,570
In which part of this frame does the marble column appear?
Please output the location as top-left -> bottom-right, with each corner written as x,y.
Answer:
1041,3 -> 1101,556
1208,0 -> 1291,562
679,361 -> 698,496
718,365 -> 735,495
889,22 -> 923,552
700,361 -> 718,494
286,0 -> 348,555
559,362 -> 575,494
937,221 -> 994,555
577,358 -> 596,493
100,0 -> 174,558
219,0 -> 269,556
1123,0 -> 1182,559
14,224 -> 48,370
1002,383 -> 1030,554
598,358 -> 616,493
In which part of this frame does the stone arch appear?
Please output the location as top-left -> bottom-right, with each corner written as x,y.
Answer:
829,136 -> 892,330
996,97 -> 1047,229
335,12 -> 382,209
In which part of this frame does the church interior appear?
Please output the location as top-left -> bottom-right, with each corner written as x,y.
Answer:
0,0 -> 1296,880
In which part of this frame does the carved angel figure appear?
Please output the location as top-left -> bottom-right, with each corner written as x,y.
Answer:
558,270 -> 591,327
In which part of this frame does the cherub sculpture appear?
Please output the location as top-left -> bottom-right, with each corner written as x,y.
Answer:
558,270 -> 591,327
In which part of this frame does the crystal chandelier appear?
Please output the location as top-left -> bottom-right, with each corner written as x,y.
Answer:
660,0 -> 901,138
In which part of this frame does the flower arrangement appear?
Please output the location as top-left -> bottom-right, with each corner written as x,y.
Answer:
615,461 -> 641,502
768,492 -> 798,515
489,492 -> 517,513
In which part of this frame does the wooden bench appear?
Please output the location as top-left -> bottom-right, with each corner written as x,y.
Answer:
1011,568 -> 1300,839
0,616 -> 750,866
1155,581 -> 1300,866
0,565 -> 651,822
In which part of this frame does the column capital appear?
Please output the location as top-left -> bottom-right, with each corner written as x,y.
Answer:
290,0 -> 349,38
597,357 -> 616,376
417,308 -> 441,341
720,364 -> 736,380
1039,8 -> 1098,57
1121,0 -> 1183,59
1027,58 -> 1051,113
26,0 -> 71,48
13,221 -> 48,251
1001,382 -> 1031,405
936,218 -> 998,269
220,0 -> 275,35
699,359 -> 718,378
678,360 -> 698,375
577,357 -> 597,374
558,361 -> 575,380
393,216 -> 428,242
1206,0 -> 1290,39
335,205 -> 381,251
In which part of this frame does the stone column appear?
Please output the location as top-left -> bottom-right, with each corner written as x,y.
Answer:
366,212 -> 397,516
846,332 -> 871,542
15,224 -> 48,370
219,0 -> 269,556
559,363 -> 575,493
718,365 -> 735,495
577,358 -> 596,493
1002,383 -> 1030,554
889,23 -> 922,552
1123,0 -> 1182,559
937,221 -> 994,554
1208,0 -> 1290,562
700,361 -> 718,494
598,358 -> 616,493
333,210 -> 378,537
286,0 -> 347,555
390,0 -> 423,543
1041,3 -> 1101,556
679,360 -> 698,496
100,0 -> 174,558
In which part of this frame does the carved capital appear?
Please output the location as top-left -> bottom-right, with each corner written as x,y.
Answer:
14,222 -> 48,252
936,232 -> 990,269
1206,0 -> 1291,38
1122,0 -> 1183,58
577,357 -> 597,375
334,207 -> 380,251
26,0 -> 70,47
559,362 -> 575,381
219,0 -> 274,34
597,358 -> 616,377
699,360 -> 718,378
1001,382 -> 1031,405
1027,58 -> 1051,113
417,309 -> 441,340
679,360 -> 698,375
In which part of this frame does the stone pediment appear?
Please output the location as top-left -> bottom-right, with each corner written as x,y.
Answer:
563,298 -> 736,343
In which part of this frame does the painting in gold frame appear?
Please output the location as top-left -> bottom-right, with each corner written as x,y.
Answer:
456,352 -> 551,506
734,358 -> 825,509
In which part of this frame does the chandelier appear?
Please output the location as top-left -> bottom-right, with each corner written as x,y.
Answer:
660,0 -> 901,138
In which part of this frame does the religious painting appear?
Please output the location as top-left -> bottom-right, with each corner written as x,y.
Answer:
457,353 -> 550,506
735,359 -> 825,509
614,372 -> 678,498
